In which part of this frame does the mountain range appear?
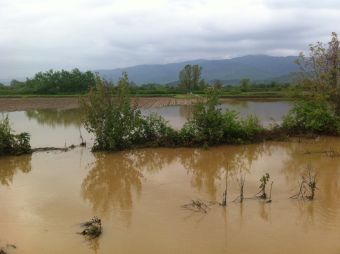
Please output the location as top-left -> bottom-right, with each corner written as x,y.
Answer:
97,55 -> 299,85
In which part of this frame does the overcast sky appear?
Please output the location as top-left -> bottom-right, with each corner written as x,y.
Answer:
0,0 -> 339,79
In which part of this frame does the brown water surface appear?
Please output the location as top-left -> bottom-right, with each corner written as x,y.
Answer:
1,100 -> 340,254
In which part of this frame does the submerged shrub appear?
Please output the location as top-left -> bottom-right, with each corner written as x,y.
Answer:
181,88 -> 225,146
180,89 -> 265,146
142,113 -> 179,146
239,115 -> 264,142
82,74 -> 144,150
282,100 -> 340,135
82,74 -> 177,151
0,115 -> 31,155
222,110 -> 264,143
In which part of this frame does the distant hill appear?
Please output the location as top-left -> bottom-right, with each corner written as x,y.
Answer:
96,55 -> 299,85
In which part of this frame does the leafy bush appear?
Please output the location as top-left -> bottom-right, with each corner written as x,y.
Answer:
0,115 -> 31,155
282,100 -> 340,135
82,74 -> 178,151
142,113 -> 179,146
82,74 -> 143,151
222,110 -> 242,143
239,115 -> 264,142
181,88 -> 225,145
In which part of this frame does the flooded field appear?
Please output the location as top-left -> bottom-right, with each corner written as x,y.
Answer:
2,99 -> 340,254
145,99 -> 292,129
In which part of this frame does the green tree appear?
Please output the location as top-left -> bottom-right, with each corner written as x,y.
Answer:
179,64 -> 202,92
240,78 -> 251,92
296,32 -> 340,113
24,69 -> 96,94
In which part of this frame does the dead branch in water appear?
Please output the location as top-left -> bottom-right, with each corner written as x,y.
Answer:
233,172 -> 246,203
182,199 -> 210,213
32,142 -> 86,153
290,164 -> 317,200
220,171 -> 228,206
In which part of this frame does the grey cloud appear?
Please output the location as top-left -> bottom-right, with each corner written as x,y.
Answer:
0,0 -> 340,79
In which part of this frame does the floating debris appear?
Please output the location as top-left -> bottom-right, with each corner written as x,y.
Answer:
0,244 -> 16,254
79,217 -> 102,239
182,199 -> 210,213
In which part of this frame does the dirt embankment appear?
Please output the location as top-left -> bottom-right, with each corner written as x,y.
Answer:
0,97 -> 195,112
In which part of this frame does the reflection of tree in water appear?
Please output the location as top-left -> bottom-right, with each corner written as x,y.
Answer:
179,105 -> 194,120
0,155 -> 32,186
180,144 -> 266,198
82,152 -> 143,219
25,108 -> 83,128
86,237 -> 100,254
220,99 -> 249,110
81,144 -> 272,221
81,149 -> 177,220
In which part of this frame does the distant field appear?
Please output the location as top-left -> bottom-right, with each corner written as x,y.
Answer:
0,96 -> 196,112
0,91 -> 287,112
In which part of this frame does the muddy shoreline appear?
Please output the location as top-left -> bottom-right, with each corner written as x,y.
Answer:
0,97 -> 195,112
0,96 -> 288,112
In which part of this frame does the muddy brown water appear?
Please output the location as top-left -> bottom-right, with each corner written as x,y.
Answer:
2,100 -> 340,254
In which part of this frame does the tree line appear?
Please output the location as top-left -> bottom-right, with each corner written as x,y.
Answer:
0,66 -> 290,96
0,68 -> 96,94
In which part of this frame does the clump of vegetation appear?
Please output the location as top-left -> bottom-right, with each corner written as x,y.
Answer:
180,88 -> 225,146
282,100 -> 340,135
0,115 -> 31,156
180,88 -> 264,146
255,173 -> 273,202
257,173 -> 270,199
290,164 -> 317,200
82,74 -> 177,151
79,216 -> 102,239
283,32 -> 340,135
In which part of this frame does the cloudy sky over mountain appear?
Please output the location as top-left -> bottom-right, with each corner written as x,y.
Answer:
0,0 -> 339,78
